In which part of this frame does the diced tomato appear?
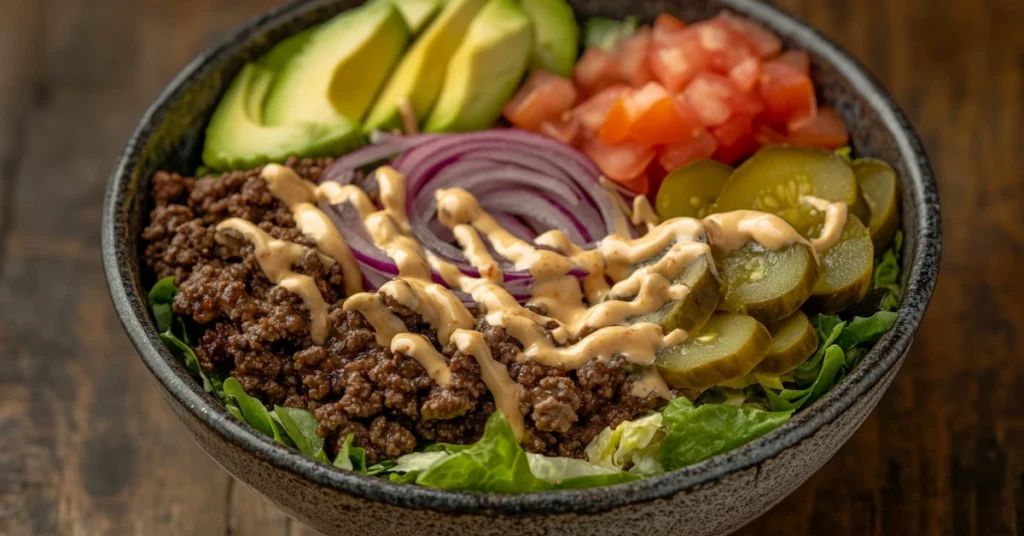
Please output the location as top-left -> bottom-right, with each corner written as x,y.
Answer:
539,114 -> 581,146
574,47 -> 621,97
715,12 -> 782,59
629,82 -> 704,146
753,108 -> 848,149
598,96 -> 633,144
692,19 -> 758,74
580,135 -> 656,183
615,28 -> 654,88
759,59 -> 817,130
754,121 -> 789,147
652,13 -> 687,46
649,29 -> 709,93
776,50 -> 810,75
710,115 -> 758,164
785,107 -> 849,148
572,85 -> 630,134
728,56 -> 761,92
681,72 -> 738,126
502,70 -> 578,132
645,159 -> 669,197
657,128 -> 718,170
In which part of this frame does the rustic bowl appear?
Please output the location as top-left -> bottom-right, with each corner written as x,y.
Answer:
101,0 -> 941,534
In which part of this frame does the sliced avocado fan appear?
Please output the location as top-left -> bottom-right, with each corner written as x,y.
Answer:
423,0 -> 533,132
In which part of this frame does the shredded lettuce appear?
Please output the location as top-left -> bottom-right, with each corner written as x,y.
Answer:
659,398 -> 792,470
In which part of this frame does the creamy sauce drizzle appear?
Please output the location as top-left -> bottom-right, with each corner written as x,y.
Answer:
800,195 -> 849,252
215,218 -> 333,344
390,333 -> 452,387
631,195 -> 660,231
242,163 -> 820,443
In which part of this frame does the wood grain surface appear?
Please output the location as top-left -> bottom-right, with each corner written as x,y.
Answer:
0,0 -> 1020,534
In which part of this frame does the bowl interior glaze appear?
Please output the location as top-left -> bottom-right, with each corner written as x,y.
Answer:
102,0 -> 940,519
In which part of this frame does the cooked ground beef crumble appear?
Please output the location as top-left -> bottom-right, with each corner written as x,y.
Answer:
141,157 -> 662,463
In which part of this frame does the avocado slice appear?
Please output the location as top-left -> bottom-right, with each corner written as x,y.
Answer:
380,0 -> 445,34
423,0 -> 532,132
201,64 -> 360,171
363,0 -> 489,133
263,2 -> 410,126
257,27 -> 316,72
519,0 -> 579,77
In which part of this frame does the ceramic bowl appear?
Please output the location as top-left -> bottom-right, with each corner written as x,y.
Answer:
101,1 -> 941,534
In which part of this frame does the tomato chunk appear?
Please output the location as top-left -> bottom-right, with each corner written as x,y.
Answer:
598,95 -> 633,144
617,174 -> 651,195
649,29 -> 709,93
503,70 -> 578,132
681,72 -> 739,126
692,19 -> 758,74
615,28 -> 654,88
539,114 -> 581,146
572,85 -> 630,134
652,13 -> 687,46
657,128 -> 718,171
715,12 -> 782,59
759,59 -> 817,130
785,107 -> 849,148
574,47 -> 621,97
710,114 -> 758,164
728,56 -> 761,92
776,50 -> 810,75
581,135 -> 656,183
629,83 -> 704,146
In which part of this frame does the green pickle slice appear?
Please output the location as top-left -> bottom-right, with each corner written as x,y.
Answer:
807,216 -> 874,313
628,254 -> 721,334
713,241 -> 819,325
713,146 -> 859,236
852,158 -> 900,249
655,312 -> 771,390
655,160 -> 734,220
756,310 -> 817,374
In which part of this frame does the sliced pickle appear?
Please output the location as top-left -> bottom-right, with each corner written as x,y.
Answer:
713,146 -> 859,236
807,216 -> 874,313
655,312 -> 771,390
853,158 -> 900,249
713,241 -> 819,325
756,310 -> 817,374
655,160 -> 734,220
850,194 -> 871,225
628,254 -> 721,333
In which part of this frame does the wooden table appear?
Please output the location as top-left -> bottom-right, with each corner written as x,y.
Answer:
0,0 -> 1020,534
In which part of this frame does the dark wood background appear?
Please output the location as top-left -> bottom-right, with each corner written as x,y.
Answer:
0,0 -> 1020,534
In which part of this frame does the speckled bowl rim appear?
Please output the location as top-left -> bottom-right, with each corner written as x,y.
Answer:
102,0 -> 941,517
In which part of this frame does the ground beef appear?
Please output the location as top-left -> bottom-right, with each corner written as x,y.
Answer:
141,159 -> 662,463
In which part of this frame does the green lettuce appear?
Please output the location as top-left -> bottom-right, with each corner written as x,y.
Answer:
381,412 -> 637,491
660,398 -> 792,470
873,231 -> 903,311
334,434 -> 367,472
148,277 -> 225,400
767,310 -> 897,412
584,413 -> 664,471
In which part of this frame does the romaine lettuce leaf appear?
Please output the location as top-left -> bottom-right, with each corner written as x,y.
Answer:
584,413 -> 663,471
660,398 -> 792,470
334,433 -> 367,472
873,231 -> 903,311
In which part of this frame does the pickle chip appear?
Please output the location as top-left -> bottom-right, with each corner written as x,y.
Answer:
713,241 -> 819,325
629,254 -> 721,333
852,158 -> 900,249
713,146 -> 859,236
655,312 -> 771,390
655,160 -> 734,220
807,216 -> 874,313
756,310 -> 817,374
